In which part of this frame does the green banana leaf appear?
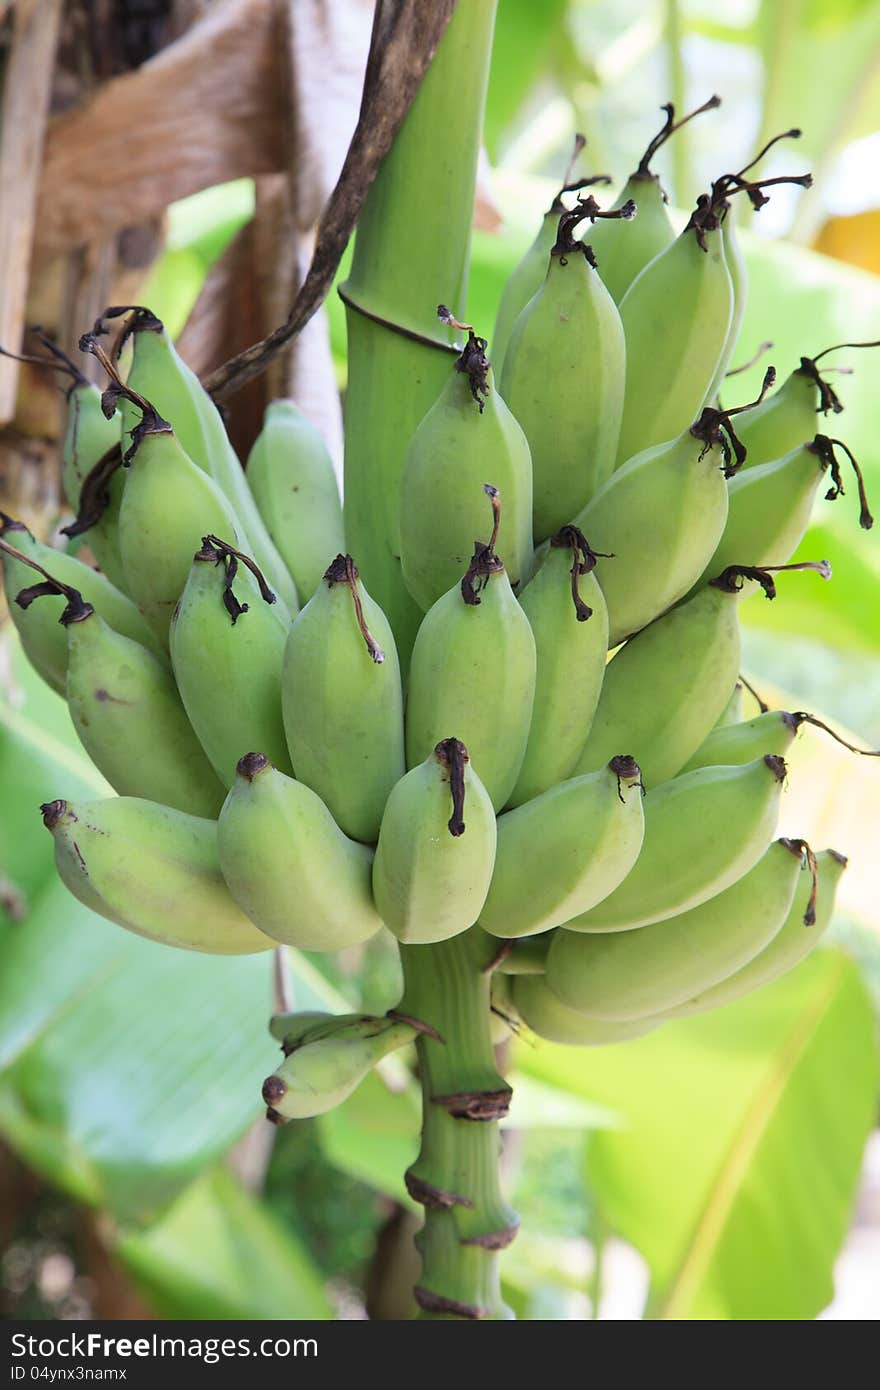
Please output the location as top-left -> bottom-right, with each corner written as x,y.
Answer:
117,1166 -> 330,1320
517,948 -> 878,1320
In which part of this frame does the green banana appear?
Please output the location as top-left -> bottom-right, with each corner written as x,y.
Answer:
565,754 -> 788,932
262,1013 -> 416,1121
491,135 -> 610,370
372,738 -> 497,944
405,490 -> 537,810
281,553 -> 404,842
101,307 -> 299,613
58,593 -> 225,816
169,537 -> 292,786
217,753 -> 384,951
58,376 -> 130,590
572,377 -> 781,643
546,836 -> 806,1019
666,846 -> 845,1015
479,756 -> 645,939
400,314 -> 533,609
574,560 -> 829,786
41,795 -> 273,954
715,681 -> 744,728
510,975 -> 659,1046
508,526 -> 608,806
0,517 -> 165,693
733,339 -> 879,469
589,96 -> 721,304
680,708 -> 800,773
500,198 -> 633,540
245,399 -> 344,604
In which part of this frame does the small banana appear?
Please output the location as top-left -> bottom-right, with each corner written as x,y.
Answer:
510,975 -> 659,1046
41,795 -> 273,954
101,307 -> 299,613
572,378 -> 778,644
501,198 -> 633,540
58,376 -> 129,591
565,754 -> 788,932
714,681 -> 744,728
372,738 -> 497,944
282,553 -> 404,842
217,753 -> 384,951
680,709 -> 800,774
245,399 -> 345,604
170,537 -> 292,786
734,339 -> 879,468
262,1013 -> 416,1121
589,96 -> 721,304
508,526 -> 609,807
405,488 -> 537,811
400,312 -> 533,609
491,135 -> 611,370
480,757 -> 644,939
546,836 -> 806,1019
0,518 -> 165,694
666,846 -> 845,1016
59,592 -> 225,817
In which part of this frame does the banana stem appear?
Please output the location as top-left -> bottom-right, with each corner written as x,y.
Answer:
398,929 -> 518,1320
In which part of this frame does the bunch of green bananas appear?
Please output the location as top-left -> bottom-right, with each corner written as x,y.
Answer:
1,100 -> 876,1140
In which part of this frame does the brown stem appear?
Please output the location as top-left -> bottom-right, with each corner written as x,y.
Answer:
461,486 -> 504,606
203,534 -> 278,623
738,673 -> 769,713
0,529 -> 91,622
710,558 -> 831,600
779,838 -> 820,926
550,524 -> 611,621
323,554 -> 385,662
725,340 -> 774,377
61,443 -> 123,539
635,95 -> 721,178
692,366 -> 777,474
791,712 -> 880,758
78,332 -> 171,463
807,436 -> 873,530
435,738 -> 469,837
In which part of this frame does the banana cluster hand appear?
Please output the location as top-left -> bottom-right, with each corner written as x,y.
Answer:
8,92 -> 873,1127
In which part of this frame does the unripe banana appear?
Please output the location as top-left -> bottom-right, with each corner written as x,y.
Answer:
63,445 -> 129,595
405,491 -> 537,810
680,709 -> 800,774
491,135 -> 610,369
715,680 -> 744,728
566,754 -> 788,932
0,517 -> 165,694
400,317 -> 533,609
170,537 -> 292,786
547,836 -> 806,1019
693,436 -> 872,593
41,795 -> 273,954
501,199 -> 632,540
508,527 -> 608,806
217,753 -> 383,951
58,382 -> 129,590
61,381 -> 119,510
372,738 -> 497,944
510,975 -> 659,1046
667,847 -> 846,1015
479,757 -> 645,939
589,96 -> 721,304
282,553 -> 404,842
105,308 -> 299,613
60,595 -> 225,817
245,399 -> 344,603
262,1014 -> 416,1121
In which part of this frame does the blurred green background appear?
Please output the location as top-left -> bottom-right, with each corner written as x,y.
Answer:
1,0 -> 879,1321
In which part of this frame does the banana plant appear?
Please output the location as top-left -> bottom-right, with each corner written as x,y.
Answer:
2,0 -> 878,1322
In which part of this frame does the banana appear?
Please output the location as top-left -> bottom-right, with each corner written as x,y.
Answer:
680,709 -> 800,773
491,135 -> 610,369
666,846 -> 845,1015
58,377 -> 129,590
245,399 -> 344,604
734,340 -> 880,468
479,756 -> 645,939
217,752 -> 384,950
372,738 -> 497,945
99,307 -> 300,613
60,380 -> 119,510
282,553 -> 404,842
40,795 -> 273,954
0,517 -> 165,694
508,526 -> 609,806
405,489 -> 537,810
510,975 -> 659,1046
574,560 -> 830,786
565,754 -> 788,932
571,376 -> 781,643
589,96 -> 721,304
715,681 -> 744,728
262,1013 -> 416,1122
546,836 -> 806,1019
169,537 -> 292,786
58,593 -> 225,816
400,313 -> 533,609
500,198 -> 633,540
